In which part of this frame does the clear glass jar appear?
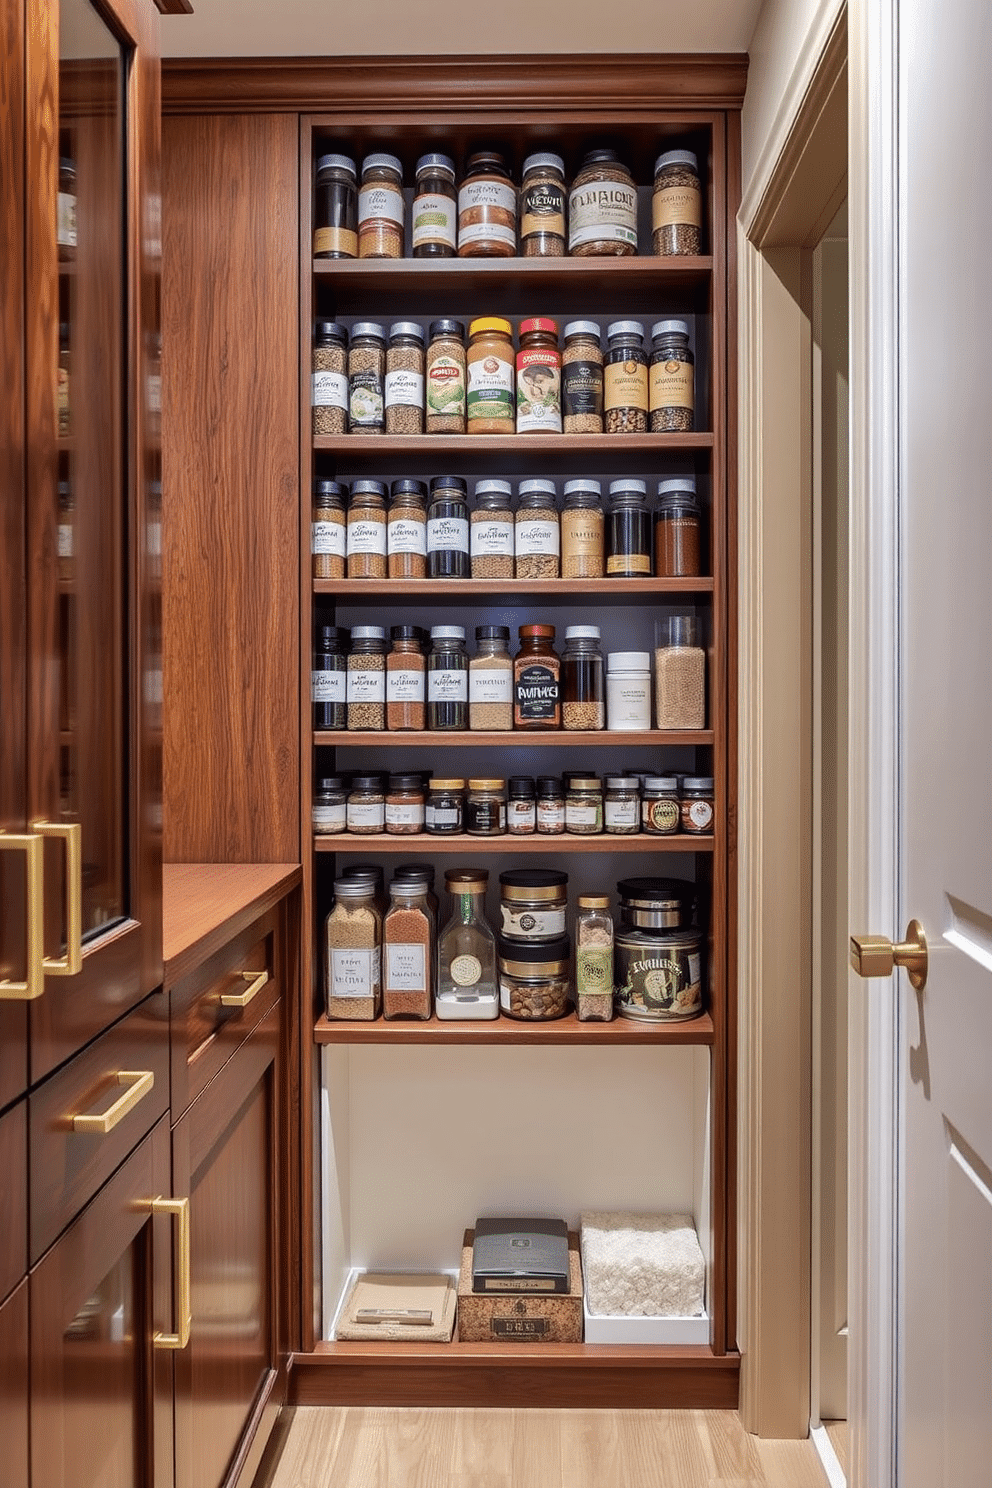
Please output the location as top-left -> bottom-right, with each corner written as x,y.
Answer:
387,480 -> 428,579
312,624 -> 347,731
348,322 -> 386,433
469,625 -> 513,731
606,650 -> 652,731
345,774 -> 386,835
58,156 -> 77,260
426,319 -> 466,433
654,615 -> 705,729
561,625 -> 605,731
520,152 -> 566,256
652,149 -> 702,257
513,623 -> 561,729
324,877 -> 381,1021
436,869 -> 498,1020
536,775 -> 565,834
413,152 -> 457,258
383,879 -> 433,1020
680,775 -> 715,834
562,320 -> 604,434
604,320 -> 649,434
427,477 -> 470,578
565,776 -> 604,835
346,480 -> 387,578
425,778 -> 465,835
427,625 -> 468,730
385,322 -> 425,434
641,774 -> 680,835
385,773 -> 426,835
314,153 -> 358,259
312,479 -> 347,580
465,778 -> 506,836
515,482 -> 560,579
339,864 -> 386,916
650,320 -> 695,433
507,777 -> 537,835
386,625 -> 426,730
575,895 -> 615,1021
458,152 -> 516,258
359,153 -> 404,258
466,318 -> 515,434
516,318 -> 561,434
604,774 -> 641,834
607,479 -> 652,576
561,481 -> 604,578
499,869 -> 567,940
313,775 -> 347,836
568,149 -> 637,256
655,477 -> 702,577
312,320 -> 348,436
346,625 -> 387,730
470,482 -> 515,579
498,936 -> 571,1020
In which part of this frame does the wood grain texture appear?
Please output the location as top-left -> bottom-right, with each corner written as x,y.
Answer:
162,862 -> 301,983
313,833 -> 714,856
313,1010 -> 714,1047
162,113 -> 300,863
0,1100 -> 26,1302
823,1421 -> 847,1476
0,1283 -> 28,1488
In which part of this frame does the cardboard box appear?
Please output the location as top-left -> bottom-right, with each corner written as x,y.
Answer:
457,1228 -> 583,1343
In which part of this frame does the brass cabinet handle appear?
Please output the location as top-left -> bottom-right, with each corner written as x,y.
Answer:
147,1196 -> 192,1350
33,821 -> 82,976
71,1070 -> 155,1134
850,918 -> 928,991
220,968 -> 269,1009
0,831 -> 45,1001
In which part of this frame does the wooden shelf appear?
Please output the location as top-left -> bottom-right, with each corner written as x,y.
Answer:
315,432 -> 712,458
315,1009 -> 714,1046
317,575 -> 714,600
313,832 -> 711,855
317,729 -> 710,748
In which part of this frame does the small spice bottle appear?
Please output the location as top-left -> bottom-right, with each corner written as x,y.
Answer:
425,779 -> 465,835
607,479 -> 653,576
655,476 -> 702,576
515,481 -> 560,579
345,775 -> 386,835
516,318 -> 562,434
652,149 -> 703,257
469,625 -> 513,731
346,480 -> 387,578
568,149 -> 638,256
427,625 -> 468,731
650,320 -> 695,432
312,479 -> 347,580
654,615 -> 706,729
641,775 -> 681,835
604,320 -> 649,434
470,481 -> 515,579
57,477 -> 74,582
383,878 -> 433,1020
465,778 -> 507,836
58,322 -> 71,435
519,152 -> 567,256
458,151 -> 516,257
385,773 -> 426,835
314,153 -> 358,259
681,776 -> 715,834
566,776 -> 604,835
507,777 -> 537,835
324,877 -> 381,1021
575,895 -> 615,1021
313,775 -> 347,836
348,322 -> 386,433
426,319 -> 466,433
606,651 -> 652,731
346,625 -> 387,730
561,625 -> 605,730
385,322 -> 425,434
604,775 -> 641,835
412,153 -> 457,258
312,624 -> 347,731
562,321 -> 604,434
393,864 -> 438,923
387,480 -> 428,579
466,318 -> 515,434
312,320 -> 348,436
386,625 -> 426,731
358,153 -> 404,259
561,480 -> 605,578
536,776 -> 565,834
514,623 -> 561,729
427,476 -> 470,578
58,156 -> 77,260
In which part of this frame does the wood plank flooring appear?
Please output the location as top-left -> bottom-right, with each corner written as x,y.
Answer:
254,1407 -> 830,1488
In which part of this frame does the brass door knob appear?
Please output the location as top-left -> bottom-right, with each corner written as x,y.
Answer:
850,918 -> 928,991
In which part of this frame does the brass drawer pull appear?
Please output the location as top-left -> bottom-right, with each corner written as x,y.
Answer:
147,1196 -> 192,1350
71,1070 -> 155,1134
0,831 -> 44,1001
220,968 -> 269,1009
34,821 -> 83,977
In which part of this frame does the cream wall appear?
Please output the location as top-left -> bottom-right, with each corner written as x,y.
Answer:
742,0 -> 845,194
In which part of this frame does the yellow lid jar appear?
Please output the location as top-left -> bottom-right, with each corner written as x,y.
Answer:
466,318 -> 515,435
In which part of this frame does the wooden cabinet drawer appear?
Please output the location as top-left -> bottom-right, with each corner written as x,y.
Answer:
169,906 -> 280,1122
0,1100 -> 27,1302
29,994 -> 170,1263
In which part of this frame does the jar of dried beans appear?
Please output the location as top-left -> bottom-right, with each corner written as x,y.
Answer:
346,480 -> 387,578
607,479 -> 652,576
312,320 -> 348,436
348,322 -> 386,433
519,153 -> 566,256
568,149 -> 638,256
562,321 -> 604,434
561,625 -> 605,731
466,318 -> 515,434
516,317 -> 561,434
427,476 -> 470,578
497,936 -> 571,1021
604,321 -> 648,434
346,625 -> 387,730
652,149 -> 702,257
470,482 -> 515,579
314,153 -> 357,260
561,481 -> 605,578
387,480 -> 427,578
412,153 -> 457,258
515,481 -> 560,579
385,322 -> 425,434
386,625 -> 426,731
469,625 -> 513,731
359,153 -> 404,259
426,320 -> 466,433
312,478 -> 346,580
650,320 -> 695,432
458,151 -> 516,258
654,615 -> 705,729
655,476 -> 702,576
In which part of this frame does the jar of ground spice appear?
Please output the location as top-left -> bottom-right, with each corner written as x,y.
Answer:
652,149 -> 703,257
536,776 -> 565,834
565,776 -> 604,835
312,479 -> 347,580
348,323 -> 386,433
427,476 -> 470,578
426,779 -> 465,835
426,319 -> 466,433
514,623 -> 561,729
359,153 -> 404,258
681,776 -> 714,835
385,322 -> 425,434
575,895 -> 614,1021
427,625 -> 469,730
314,153 -> 358,259
346,774 -> 386,835
607,479 -> 653,576
386,625 -> 426,730
383,878 -> 433,1020
385,774 -> 426,835
650,320 -> 695,432
654,615 -> 705,729
312,320 -> 348,436
516,318 -> 562,433
515,481 -> 560,579
562,321 -> 604,434
470,481 -> 515,579
655,476 -> 702,576
458,151 -> 516,257
412,153 -> 457,258
466,318 -> 515,434
324,877 -> 381,1020
312,624 -> 347,731
313,776 -> 347,836
568,149 -> 638,256
561,625 -> 605,730
507,777 -> 537,835
465,779 -> 507,836
561,480 -> 605,578
604,321 -> 649,434
520,153 -> 567,256
346,480 -> 387,578
469,625 -> 513,731
387,480 -> 427,578
347,625 -> 387,730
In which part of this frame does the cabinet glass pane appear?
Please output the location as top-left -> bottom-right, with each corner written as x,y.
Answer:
62,1251 -> 140,1486
58,0 -> 126,940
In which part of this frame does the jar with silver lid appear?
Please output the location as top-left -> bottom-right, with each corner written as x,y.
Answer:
385,322 -> 425,434
347,480 -> 387,578
565,775 -> 603,835
471,481 -> 515,579
680,776 -> 714,834
520,152 -> 566,256
562,321 -> 604,434
515,480 -> 560,580
413,153 -> 457,258
313,776 -> 347,835
641,775 -> 680,835
607,479 -> 652,577
561,480 -> 605,578
358,153 -> 404,259
604,775 -> 641,834
652,149 -> 703,257
348,323 -> 386,433
347,625 -> 387,730
650,319 -> 695,432
427,625 -> 468,731
604,321 -> 648,434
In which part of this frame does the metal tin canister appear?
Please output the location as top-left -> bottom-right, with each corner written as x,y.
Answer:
614,928 -> 703,1021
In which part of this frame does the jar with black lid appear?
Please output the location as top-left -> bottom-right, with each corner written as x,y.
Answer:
312,320 -> 348,436
427,476 -> 470,578
498,936 -> 571,1021
604,321 -> 649,434
358,153 -> 404,259
641,775 -> 680,835
458,151 -> 516,258
520,153 -> 566,257
499,869 -> 567,940
314,153 -> 358,259
607,479 -> 652,576
387,480 -> 427,579
426,319 -> 466,433
385,322 -> 425,434
427,625 -> 468,731
568,149 -> 638,256
312,625 -> 347,731
653,149 -> 703,257
385,774 -> 426,835
346,774 -> 386,835
426,779 -> 465,835
313,776 -> 347,836
465,778 -> 507,836
312,479 -> 346,580
413,153 -> 457,258
561,625 -> 605,731
536,776 -> 565,835
650,320 -> 695,432
655,476 -> 702,577
348,322 -> 386,433
507,777 -> 537,836
386,624 -> 426,731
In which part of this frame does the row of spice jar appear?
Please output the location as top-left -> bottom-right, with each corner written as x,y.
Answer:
313,620 -> 706,732
314,475 -> 703,580
314,147 -> 703,262
314,771 -> 715,838
313,316 -> 695,436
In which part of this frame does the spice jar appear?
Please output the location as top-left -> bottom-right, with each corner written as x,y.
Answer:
499,869 -> 567,940
324,877 -> 381,1021
458,151 -> 516,258
604,321 -> 649,434
57,478 -> 74,582
383,878 -> 433,1020
427,476 -> 470,578
498,936 -> 571,1021
347,625 -> 387,730
339,865 -> 387,915
346,775 -> 386,835
562,625 -> 605,730
386,625 -> 426,731
520,153 -> 566,256
607,479 -> 652,576
58,322 -> 71,435
312,320 -> 348,436
680,776 -> 715,834
387,480 -> 427,579
507,777 -> 537,836
313,775 -> 347,836
313,624 -> 348,731
655,476 -> 702,577
575,896 -> 614,1021
346,480 -> 387,578
536,775 -> 565,834
392,864 -> 437,922
568,149 -> 638,256
427,625 -> 468,730
650,320 -> 695,432
513,623 -> 561,729
58,156 -> 77,261
655,615 -> 705,729
470,481 -> 515,579
515,481 -> 560,579
426,778 -> 465,835
348,323 -> 386,433
641,775 -> 680,835
436,869 -> 498,1020
426,319 -> 466,433
312,478 -> 347,580
606,651 -> 652,731
604,775 -> 641,834
562,321 -> 604,434
385,774 -> 426,835
516,318 -> 561,433
469,625 -> 513,731
358,153 -> 404,258
466,318 -> 515,434
653,149 -> 703,257
561,480 -> 605,578
465,779 -> 506,836
566,776 -> 604,835
314,153 -> 357,260
385,322 -> 425,434
412,153 -> 457,258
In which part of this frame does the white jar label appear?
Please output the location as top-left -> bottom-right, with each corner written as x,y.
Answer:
312,669 -> 346,702
58,523 -> 73,560
515,519 -> 559,555
568,181 -> 638,250
607,677 -> 651,729
313,519 -> 346,556
471,518 -> 514,556
312,370 -> 348,408
686,799 -> 714,829
330,946 -> 380,997
458,181 -> 516,248
347,669 -> 385,702
429,668 -> 468,702
427,516 -> 469,553
346,800 -> 385,830
459,179 -> 516,215
385,801 -> 425,828
426,805 -> 459,828
412,193 -> 457,250
388,517 -> 426,555
500,905 -> 566,938
450,953 -> 483,987
385,369 -> 424,407
605,797 -> 639,828
385,943 -> 427,991
566,803 -> 600,827
313,802 -> 346,832
359,184 -> 403,226
387,668 -> 425,702
57,191 -> 77,249
347,519 -> 387,555
469,668 -> 513,703
537,801 -> 565,829
508,802 -> 536,829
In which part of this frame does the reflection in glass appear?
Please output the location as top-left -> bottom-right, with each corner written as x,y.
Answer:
63,1251 -> 138,1485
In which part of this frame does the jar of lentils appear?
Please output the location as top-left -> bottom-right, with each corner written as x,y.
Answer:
426,319 -> 466,433
515,480 -> 560,579
519,152 -> 566,256
312,320 -> 348,435
348,322 -> 386,433
561,480 -> 605,578
561,321 -> 604,434
346,480 -> 387,578
604,320 -> 648,433
358,153 -> 404,259
458,151 -> 516,257
346,626 -> 387,730
568,149 -> 638,256
312,478 -> 346,580
652,149 -> 703,257
470,480 -> 515,579
385,322 -> 425,435
649,319 -> 695,432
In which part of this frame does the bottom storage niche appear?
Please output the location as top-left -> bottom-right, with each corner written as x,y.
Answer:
320,1042 -> 712,1344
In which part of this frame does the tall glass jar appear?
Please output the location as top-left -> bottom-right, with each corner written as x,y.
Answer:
358,153 -> 404,258
383,879 -> 433,1020
312,478 -> 346,580
516,318 -> 561,434
466,318 -> 515,434
575,895 -> 615,1021
427,476 -> 470,578
458,152 -> 516,258
561,481 -> 605,578
561,625 -> 605,730
346,480 -> 387,578
650,320 -> 695,432
412,153 -> 457,258
385,322 -> 425,434
470,482 -> 515,579
428,625 -> 468,731
519,152 -> 566,257
348,322 -> 386,433
607,479 -> 652,576
426,319 -> 466,433
470,625 -> 513,731
311,320 -> 348,436
346,625 -> 387,730
655,476 -> 702,576
604,320 -> 649,434
562,321 -> 604,434
324,877 -> 381,1021
568,149 -> 638,256
387,479 -> 427,578
314,153 -> 357,259
515,482 -> 560,579
312,624 -> 347,731
386,625 -> 426,731
513,623 -> 561,730
654,615 -> 705,729
653,149 -> 703,257
436,870 -> 498,1020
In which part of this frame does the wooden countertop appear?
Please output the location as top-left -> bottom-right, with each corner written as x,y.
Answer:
163,863 -> 301,986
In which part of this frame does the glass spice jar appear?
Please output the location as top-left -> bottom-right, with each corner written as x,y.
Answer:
604,775 -> 641,834
561,625 -> 605,731
654,615 -> 706,729
575,895 -> 615,1021
516,317 -> 562,434
58,321 -> 71,435
562,321 -> 604,434
385,322 -> 425,434
58,156 -> 77,260
346,625 -> 387,730
346,480 -> 387,578
348,322 -> 386,433
385,624 -> 426,731
339,865 -> 387,915
519,152 -> 567,256
469,625 -> 513,731
312,479 -> 347,580
470,481 -> 515,579
346,775 -> 386,835
382,878 -> 433,1020
513,623 -> 561,729
466,318 -> 515,434
655,476 -> 702,577
536,776 -> 565,834
568,149 -> 638,256
650,319 -> 695,432
312,624 -> 347,731
507,777 -> 537,835
561,480 -> 605,578
604,320 -> 649,434
607,479 -> 653,576
426,319 -> 466,433
412,153 -> 457,258
652,149 -> 703,257
425,778 -> 465,835
385,774 -> 426,835
312,320 -> 348,436
313,775 -> 347,836
515,481 -> 560,579
465,779 -> 507,836
458,151 -> 516,257
358,153 -> 404,259
681,776 -> 715,834
324,877 -> 381,1021
497,936 -> 571,1021
427,476 -> 470,578
427,625 -> 469,731
565,776 -> 604,835
314,153 -> 358,259
641,775 -> 681,835
387,480 -> 428,578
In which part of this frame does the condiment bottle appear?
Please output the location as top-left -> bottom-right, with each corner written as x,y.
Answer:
426,319 -> 466,433
568,149 -> 638,256
641,775 -> 681,835
358,153 -> 404,258
436,869 -> 498,1020
507,777 -> 537,835
604,320 -> 649,434
652,149 -> 703,257
655,476 -> 702,576
606,651 -> 652,731
515,481 -> 560,579
427,625 -> 468,731
470,482 -> 515,580
562,321 -> 604,434
466,318 -> 515,434
312,320 -> 349,436
314,153 -> 357,260
513,623 -> 561,730
458,152 -> 516,258
383,878 -> 433,1020
681,776 -> 715,834
345,776 -> 387,835
346,625 -> 387,730
312,624 -> 347,731
312,479 -> 347,580
324,877 -> 381,1021
516,318 -> 562,433
386,625 -> 426,731
469,625 -> 513,731
536,776 -> 565,835
650,320 -> 695,432
427,476 -> 470,578
348,322 -> 386,433
575,895 -> 615,1021
387,480 -> 428,578
313,775 -> 347,836
519,152 -> 566,257
561,480 -> 605,578
607,479 -> 652,576
346,480 -> 387,578
412,153 -> 457,258
385,322 -> 425,434
654,615 -> 705,729
561,624 -> 605,730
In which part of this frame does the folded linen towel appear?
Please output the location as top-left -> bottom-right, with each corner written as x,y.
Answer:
580,1212 -> 705,1318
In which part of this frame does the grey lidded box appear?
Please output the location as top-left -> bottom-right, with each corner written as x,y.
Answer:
471,1216 -> 570,1293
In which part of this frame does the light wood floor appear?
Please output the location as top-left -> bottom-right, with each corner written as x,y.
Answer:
256,1406 -> 831,1488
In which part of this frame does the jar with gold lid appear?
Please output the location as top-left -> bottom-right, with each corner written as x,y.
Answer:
466,318 -> 515,434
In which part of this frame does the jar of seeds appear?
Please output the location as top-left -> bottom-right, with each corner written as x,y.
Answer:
469,625 -> 513,731
654,615 -> 705,729
426,319 -> 466,432
312,320 -> 348,435
562,625 -> 605,730
313,775 -> 347,836
604,775 -> 641,834
575,895 -> 615,1021
604,321 -> 649,434
507,777 -> 537,835
641,775 -> 680,835
652,149 -> 703,257
536,776 -> 565,834
385,322 -> 425,434
426,779 -> 465,835
347,625 -> 387,730
312,624 -> 347,731
386,624 -> 426,730
565,776 -> 604,835
561,480 -> 605,577
650,320 -> 695,432
427,476 -> 470,578
385,774 -> 426,835
515,481 -> 560,579
516,318 -> 562,433
520,153 -> 566,256
387,480 -> 427,578
470,481 -> 515,579
345,775 -> 386,836
465,779 -> 507,836
324,877 -> 381,1020
348,322 -> 386,433
412,153 -> 457,258
607,479 -> 652,576
346,480 -> 387,578
312,478 -> 347,580
568,149 -> 638,256
655,476 -> 702,577
427,625 -> 468,731
314,153 -> 358,259
458,151 -> 516,257
562,321 -> 604,434
358,153 -> 404,258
